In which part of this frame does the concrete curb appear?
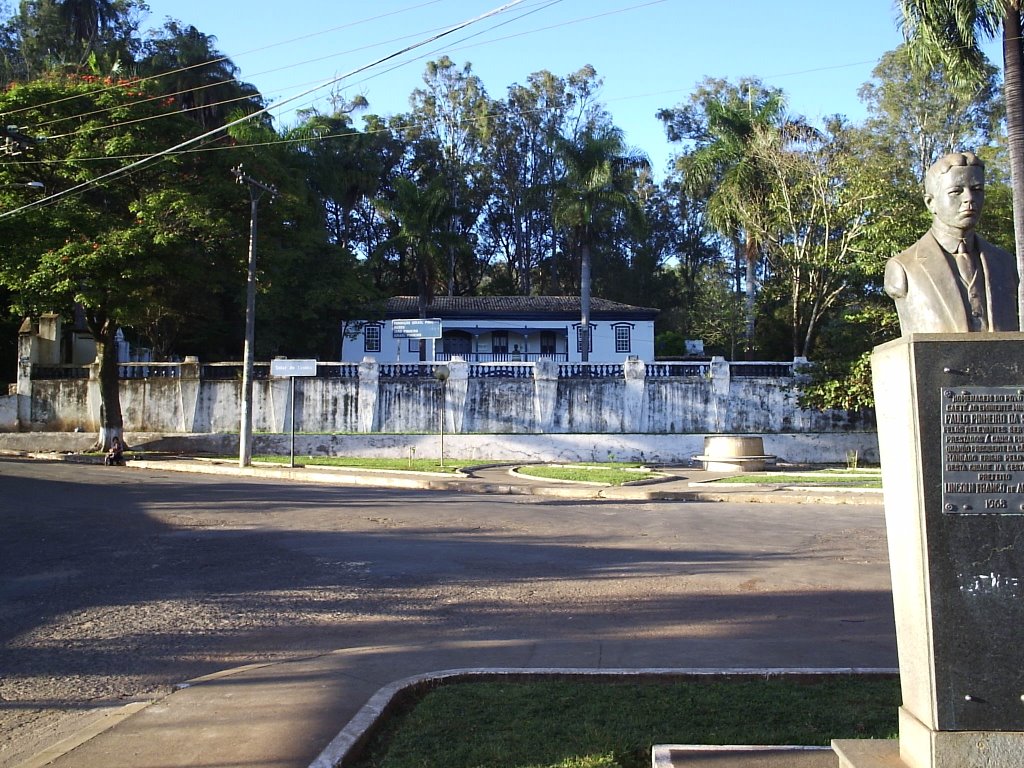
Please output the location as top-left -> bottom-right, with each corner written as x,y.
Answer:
1,451 -> 884,504
307,666 -> 899,768
651,744 -> 834,768
127,459 -> 881,504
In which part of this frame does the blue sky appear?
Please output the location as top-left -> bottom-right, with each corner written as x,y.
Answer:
138,0 -> 1003,178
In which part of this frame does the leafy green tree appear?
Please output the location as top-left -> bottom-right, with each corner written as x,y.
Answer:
859,43 -> 1001,179
0,74 -> 242,447
899,0 -> 1024,327
739,118 -> 878,357
288,106 -> 389,255
138,20 -> 264,131
659,78 -> 790,353
373,175 -> 463,359
552,124 -> 648,361
640,177 -> 726,346
7,0 -> 144,79
402,57 -> 492,296
480,66 -> 611,295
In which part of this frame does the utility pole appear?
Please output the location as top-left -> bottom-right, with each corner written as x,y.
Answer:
232,165 -> 276,467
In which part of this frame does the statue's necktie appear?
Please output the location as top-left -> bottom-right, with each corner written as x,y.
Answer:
954,240 -> 977,286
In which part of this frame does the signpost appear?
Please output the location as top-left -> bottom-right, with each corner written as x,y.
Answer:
392,319 -> 443,361
391,318 -> 443,339
270,358 -> 317,467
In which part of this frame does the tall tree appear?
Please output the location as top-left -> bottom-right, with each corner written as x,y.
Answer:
859,43 -> 1001,180
373,175 -> 463,359
659,78 -> 789,354
479,66 -> 612,295
404,57 -> 491,296
139,20 -> 263,130
11,0 -> 144,77
0,74 -> 242,447
899,0 -> 1024,326
742,118 -> 875,357
552,124 -> 648,361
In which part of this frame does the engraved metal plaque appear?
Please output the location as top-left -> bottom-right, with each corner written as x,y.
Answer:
941,386 -> 1024,515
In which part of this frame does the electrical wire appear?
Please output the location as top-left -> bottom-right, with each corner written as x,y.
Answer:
0,0 -> 449,121
0,0 -> 533,220
37,0 -> 563,140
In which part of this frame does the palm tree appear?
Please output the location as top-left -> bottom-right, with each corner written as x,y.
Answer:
59,0 -> 118,49
373,176 -> 461,360
140,21 -> 262,130
899,0 -> 1024,328
553,125 -> 648,362
674,82 -> 788,353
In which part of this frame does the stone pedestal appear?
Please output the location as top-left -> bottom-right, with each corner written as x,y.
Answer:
840,333 -> 1024,768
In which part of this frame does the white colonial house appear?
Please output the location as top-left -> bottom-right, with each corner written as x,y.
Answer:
341,295 -> 658,364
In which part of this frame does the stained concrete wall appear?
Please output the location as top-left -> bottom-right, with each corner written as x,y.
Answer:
7,359 -> 875,463
0,430 -> 879,465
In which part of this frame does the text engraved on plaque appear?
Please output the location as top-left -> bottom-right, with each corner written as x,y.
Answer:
942,386 -> 1024,514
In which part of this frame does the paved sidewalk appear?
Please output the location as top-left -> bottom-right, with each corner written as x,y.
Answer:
9,456 -> 887,768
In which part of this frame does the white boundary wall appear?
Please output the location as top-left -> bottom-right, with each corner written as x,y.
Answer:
2,358 -> 877,463
0,431 -> 878,465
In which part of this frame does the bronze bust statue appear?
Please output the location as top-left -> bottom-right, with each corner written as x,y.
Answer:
885,151 -> 1019,335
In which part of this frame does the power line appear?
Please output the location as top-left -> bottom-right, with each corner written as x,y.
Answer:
38,0 -> 561,141
0,0 -> 533,220
0,0 -> 449,121
1,0 -> 556,134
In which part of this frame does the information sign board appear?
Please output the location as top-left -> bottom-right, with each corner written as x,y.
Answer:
392,318 -> 442,339
270,358 -> 318,377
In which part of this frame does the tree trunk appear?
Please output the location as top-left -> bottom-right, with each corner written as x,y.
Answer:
92,317 -> 124,451
1004,12 -> 1024,329
743,236 -> 757,359
580,242 -> 591,363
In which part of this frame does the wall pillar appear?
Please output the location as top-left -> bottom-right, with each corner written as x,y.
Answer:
357,358 -> 379,433
15,319 -> 34,430
445,359 -> 469,433
177,356 -> 201,432
533,359 -> 559,433
623,357 -> 646,433
707,356 -> 731,433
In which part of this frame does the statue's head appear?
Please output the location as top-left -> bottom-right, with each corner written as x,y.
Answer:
924,151 -> 985,234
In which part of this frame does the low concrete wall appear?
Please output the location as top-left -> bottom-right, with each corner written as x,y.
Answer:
18,359 -> 873,439
0,430 -> 879,465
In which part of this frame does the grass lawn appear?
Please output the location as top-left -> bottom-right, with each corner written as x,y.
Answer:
349,675 -> 899,768
250,456 -> 480,473
247,457 -> 655,484
711,469 -> 881,488
514,463 -> 653,486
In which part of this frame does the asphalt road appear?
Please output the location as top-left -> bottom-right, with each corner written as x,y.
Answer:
0,458 -> 897,767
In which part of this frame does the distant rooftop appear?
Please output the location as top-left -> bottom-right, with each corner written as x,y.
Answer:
384,295 -> 658,320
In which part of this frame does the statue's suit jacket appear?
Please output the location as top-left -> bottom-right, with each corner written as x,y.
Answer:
884,231 -> 1020,334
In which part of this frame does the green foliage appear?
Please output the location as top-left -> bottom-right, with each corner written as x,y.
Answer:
799,351 -> 876,412
0,74 -> 219,325
800,302 -> 899,411
859,44 -> 1001,178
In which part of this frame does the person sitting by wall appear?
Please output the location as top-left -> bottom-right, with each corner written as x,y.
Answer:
104,436 -> 125,466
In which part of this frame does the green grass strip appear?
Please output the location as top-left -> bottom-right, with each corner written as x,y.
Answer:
711,473 -> 881,488
515,463 -> 651,486
350,676 -> 898,768
251,456 -> 475,473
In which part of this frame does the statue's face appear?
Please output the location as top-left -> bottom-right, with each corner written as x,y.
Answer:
925,164 -> 985,233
